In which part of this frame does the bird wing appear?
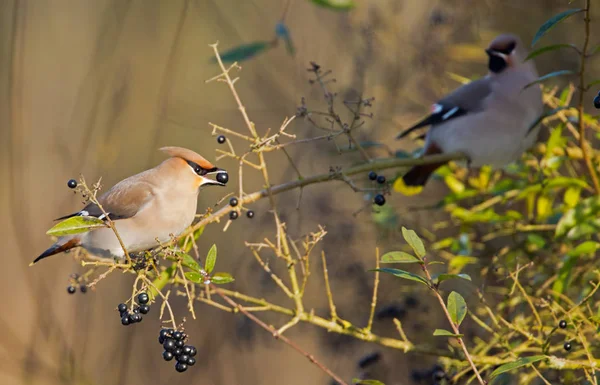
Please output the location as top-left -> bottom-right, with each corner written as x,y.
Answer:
397,78 -> 493,139
55,174 -> 156,222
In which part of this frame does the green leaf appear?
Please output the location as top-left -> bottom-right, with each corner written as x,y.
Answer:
544,176 -> 589,190
352,379 -> 385,385
444,174 -> 465,194
380,251 -> 422,264
525,44 -> 577,60
449,256 -> 478,273
274,22 -> 295,55
372,268 -> 429,286
46,216 -> 106,236
489,356 -> 547,380
545,124 -> 566,157
527,234 -> 547,249
567,241 -> 600,257
532,8 -> 583,46
311,0 -> 355,11
215,41 -> 272,63
564,186 -> 581,208
434,273 -> 472,284
205,244 -> 217,274
185,271 -> 203,284
433,329 -> 463,337
447,291 -> 467,326
177,252 -> 201,272
150,264 -> 176,299
211,272 -> 235,285
401,227 -> 426,259
523,70 -> 575,90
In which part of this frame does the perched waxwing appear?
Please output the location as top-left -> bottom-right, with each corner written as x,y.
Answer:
397,33 -> 543,186
32,147 -> 228,264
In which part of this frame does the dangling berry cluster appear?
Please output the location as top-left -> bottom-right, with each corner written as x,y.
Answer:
158,328 -> 197,372
367,171 -> 387,206
117,292 -> 151,326
67,273 -> 88,294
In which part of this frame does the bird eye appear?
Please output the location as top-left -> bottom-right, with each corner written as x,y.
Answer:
194,166 -> 202,174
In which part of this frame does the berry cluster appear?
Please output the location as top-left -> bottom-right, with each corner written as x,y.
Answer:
67,273 -> 88,294
228,197 -> 255,220
368,171 -> 387,206
594,91 -> 600,109
158,328 -> 197,372
118,293 -> 151,326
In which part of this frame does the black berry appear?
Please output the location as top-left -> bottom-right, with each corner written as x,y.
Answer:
163,339 -> 176,352
373,194 -> 386,206
432,369 -> 446,381
133,307 -> 140,314
246,210 -> 255,218
163,351 -> 174,361
137,292 -> 149,304
229,197 -> 238,207
594,93 -> 600,109
173,348 -> 183,356
173,331 -> 183,341
121,315 -> 131,326
368,171 -> 377,181
216,172 -> 229,184
188,346 -> 197,357
177,354 -> 190,363
187,357 -> 196,366
79,285 -> 87,293
559,320 -> 567,329
67,286 -> 76,294
376,175 -> 386,184
139,305 -> 150,314
217,135 -> 226,144
183,346 -> 192,355
118,303 -> 127,314
564,342 -> 572,351
160,329 -> 170,340
175,362 -> 188,373
67,179 -> 77,189
230,211 -> 239,220
130,313 -> 142,323
175,340 -> 184,348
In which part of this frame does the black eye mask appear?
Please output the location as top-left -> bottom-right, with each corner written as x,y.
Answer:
186,160 -> 217,176
488,55 -> 508,73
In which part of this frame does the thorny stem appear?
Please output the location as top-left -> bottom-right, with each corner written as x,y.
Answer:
421,263 -> 486,385
578,0 -> 600,194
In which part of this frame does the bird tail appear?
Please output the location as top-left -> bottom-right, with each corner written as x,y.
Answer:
30,237 -> 81,266
402,163 -> 445,186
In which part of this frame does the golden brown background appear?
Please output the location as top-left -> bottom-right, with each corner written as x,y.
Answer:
0,1 -> 595,384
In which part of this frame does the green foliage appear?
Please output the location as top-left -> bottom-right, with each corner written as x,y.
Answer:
311,0 -> 355,11
373,268 -> 429,286
525,44 -> 577,61
524,70 -> 575,89
205,244 -> 217,274
46,216 -> 106,236
489,356 -> 547,380
532,8 -> 583,46
447,291 -> 467,326
214,41 -> 273,63
211,272 -> 235,285
401,227 -> 426,259
380,251 -> 422,264
433,329 -> 463,337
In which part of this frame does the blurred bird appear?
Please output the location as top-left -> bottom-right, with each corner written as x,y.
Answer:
397,33 -> 543,186
32,147 -> 228,264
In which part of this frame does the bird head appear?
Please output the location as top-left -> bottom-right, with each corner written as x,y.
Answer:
485,34 -> 527,75
159,146 -> 229,188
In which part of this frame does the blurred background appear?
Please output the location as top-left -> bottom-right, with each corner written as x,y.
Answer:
0,0 -> 597,384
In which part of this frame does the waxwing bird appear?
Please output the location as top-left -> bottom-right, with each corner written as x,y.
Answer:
32,147 -> 228,264
397,33 -> 543,186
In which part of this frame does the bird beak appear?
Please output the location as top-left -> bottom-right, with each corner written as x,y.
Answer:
200,168 -> 229,187
485,49 -> 508,60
